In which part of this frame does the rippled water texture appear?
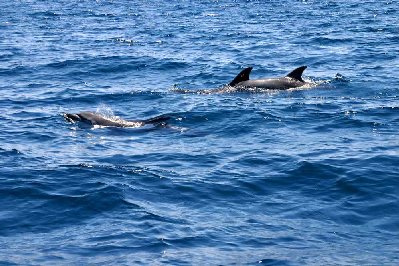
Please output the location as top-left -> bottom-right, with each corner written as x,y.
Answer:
0,1 -> 398,265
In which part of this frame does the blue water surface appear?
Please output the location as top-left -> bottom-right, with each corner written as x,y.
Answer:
1,1 -> 398,265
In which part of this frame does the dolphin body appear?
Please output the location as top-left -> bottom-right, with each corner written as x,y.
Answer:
64,111 -> 169,128
228,66 -> 308,90
172,66 -> 310,94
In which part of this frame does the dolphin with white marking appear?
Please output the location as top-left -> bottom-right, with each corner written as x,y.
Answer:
64,111 -> 170,128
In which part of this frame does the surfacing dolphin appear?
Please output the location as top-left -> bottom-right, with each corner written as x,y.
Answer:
229,66 -> 308,90
64,111 -> 170,128
173,66 -> 311,94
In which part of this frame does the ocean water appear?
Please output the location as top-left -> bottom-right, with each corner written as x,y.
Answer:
1,0 -> 398,265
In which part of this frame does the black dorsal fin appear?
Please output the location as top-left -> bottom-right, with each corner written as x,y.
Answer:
229,67 -> 253,86
286,66 -> 307,82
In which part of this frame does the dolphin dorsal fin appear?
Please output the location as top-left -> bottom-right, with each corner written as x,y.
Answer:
229,67 -> 253,86
286,66 -> 307,82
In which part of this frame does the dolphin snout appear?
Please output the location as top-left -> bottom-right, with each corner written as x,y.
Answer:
64,113 -> 81,123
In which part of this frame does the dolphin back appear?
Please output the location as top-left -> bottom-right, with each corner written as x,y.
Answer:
64,112 -> 170,127
142,115 -> 170,124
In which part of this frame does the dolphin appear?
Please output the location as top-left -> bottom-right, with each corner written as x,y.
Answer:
172,66 -> 310,94
228,66 -> 308,90
64,111 -> 170,128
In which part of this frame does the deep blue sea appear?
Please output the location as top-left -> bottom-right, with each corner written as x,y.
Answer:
1,1 -> 398,265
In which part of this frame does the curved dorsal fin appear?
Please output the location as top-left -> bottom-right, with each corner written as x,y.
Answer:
286,66 -> 307,82
229,67 -> 253,86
